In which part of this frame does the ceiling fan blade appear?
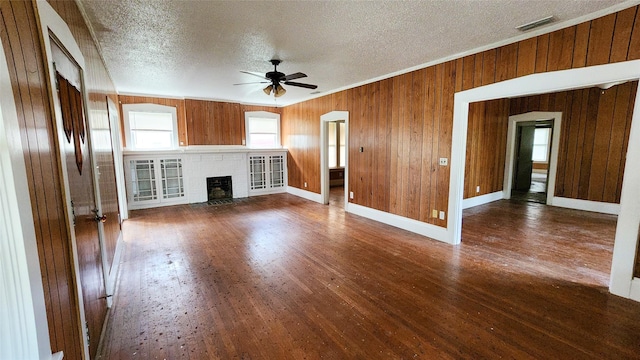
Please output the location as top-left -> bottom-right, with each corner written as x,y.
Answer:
233,81 -> 269,85
284,81 -> 318,89
240,70 -> 267,79
283,72 -> 307,81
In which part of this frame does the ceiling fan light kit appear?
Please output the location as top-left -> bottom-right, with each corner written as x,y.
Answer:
236,59 -> 317,97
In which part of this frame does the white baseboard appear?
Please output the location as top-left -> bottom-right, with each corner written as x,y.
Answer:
551,197 -> 620,215
287,186 -> 322,203
51,351 -> 64,360
346,203 -> 450,244
462,191 -> 504,209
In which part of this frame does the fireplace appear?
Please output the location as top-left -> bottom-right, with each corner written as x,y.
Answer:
207,176 -> 233,201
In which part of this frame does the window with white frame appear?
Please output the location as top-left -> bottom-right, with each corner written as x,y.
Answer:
245,111 -> 281,149
532,127 -> 551,162
123,103 -> 178,150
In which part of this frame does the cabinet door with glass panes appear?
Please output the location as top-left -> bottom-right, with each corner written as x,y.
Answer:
248,152 -> 287,195
125,156 -> 186,209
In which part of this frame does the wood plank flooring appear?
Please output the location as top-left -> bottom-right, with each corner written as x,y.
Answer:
98,192 -> 640,359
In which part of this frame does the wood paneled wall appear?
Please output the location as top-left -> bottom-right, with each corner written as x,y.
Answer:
281,5 -> 640,228
0,2 -> 82,359
464,99 -> 509,199
508,82 -> 637,203
118,95 -> 280,146
47,0 -> 122,279
186,99 -> 242,145
464,81 -> 636,203
1,1 -> 123,358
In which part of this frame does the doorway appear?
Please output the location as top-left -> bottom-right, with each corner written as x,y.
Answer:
511,120 -> 553,204
320,111 -> 349,207
49,37 -> 108,358
449,60 -> 640,301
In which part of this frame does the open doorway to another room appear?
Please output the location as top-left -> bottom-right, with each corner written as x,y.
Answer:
511,120 -> 553,204
328,120 -> 346,208
459,79 -> 637,292
320,111 -> 349,208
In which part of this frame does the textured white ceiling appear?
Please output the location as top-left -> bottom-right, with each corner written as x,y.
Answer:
78,0 -> 639,106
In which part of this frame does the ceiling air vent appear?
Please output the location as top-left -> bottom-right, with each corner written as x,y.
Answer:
516,16 -> 554,32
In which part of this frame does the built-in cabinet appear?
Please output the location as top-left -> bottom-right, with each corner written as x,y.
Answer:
124,148 -> 287,209
249,153 -> 287,195
125,156 -> 187,209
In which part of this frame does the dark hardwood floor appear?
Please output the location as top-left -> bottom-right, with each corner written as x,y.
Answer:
98,193 -> 640,359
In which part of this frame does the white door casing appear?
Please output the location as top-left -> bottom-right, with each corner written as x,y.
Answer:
449,60 -> 640,301
320,111 -> 349,207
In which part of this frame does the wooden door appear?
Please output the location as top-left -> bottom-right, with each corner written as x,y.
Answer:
514,124 -> 535,191
51,39 -> 107,358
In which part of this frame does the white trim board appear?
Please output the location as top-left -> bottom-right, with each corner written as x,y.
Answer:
449,59 -> 640,301
462,191 -> 505,209
346,203 -> 449,243
551,197 -> 620,215
287,186 -> 322,203
504,112 -> 562,206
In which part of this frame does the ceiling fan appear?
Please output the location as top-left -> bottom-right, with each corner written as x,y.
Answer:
235,59 -> 317,97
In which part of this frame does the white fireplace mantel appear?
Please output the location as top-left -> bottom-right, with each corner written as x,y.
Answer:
123,147 -> 287,210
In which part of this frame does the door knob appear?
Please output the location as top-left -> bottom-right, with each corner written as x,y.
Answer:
94,214 -> 107,223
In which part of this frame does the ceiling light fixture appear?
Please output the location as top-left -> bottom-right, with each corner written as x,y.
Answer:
516,15 -> 555,32
274,84 -> 286,97
263,85 -> 273,96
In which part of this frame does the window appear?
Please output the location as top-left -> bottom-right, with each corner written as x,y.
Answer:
245,111 -> 280,148
328,121 -> 345,168
123,103 -> 178,150
532,127 -> 551,162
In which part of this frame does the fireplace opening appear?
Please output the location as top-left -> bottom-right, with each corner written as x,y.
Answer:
207,176 -> 233,202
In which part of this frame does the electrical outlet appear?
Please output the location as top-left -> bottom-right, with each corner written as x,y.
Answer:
432,209 -> 438,218
439,158 -> 448,166
304,182 -> 307,188
349,191 -> 354,199
439,211 -> 445,220
476,186 -> 480,193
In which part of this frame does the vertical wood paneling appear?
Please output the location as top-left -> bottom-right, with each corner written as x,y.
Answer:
535,34 -> 550,72
419,66 -> 435,221
628,8 -> 640,60
572,22 -> 591,68
48,0 -> 122,291
586,13 -> 617,66
503,82 -> 636,203
120,97 -> 281,146
280,5 -> 639,227
0,2 -> 82,359
547,27 -> 575,71
609,7 -> 637,63
408,70 -> 425,220
517,37 -> 537,77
